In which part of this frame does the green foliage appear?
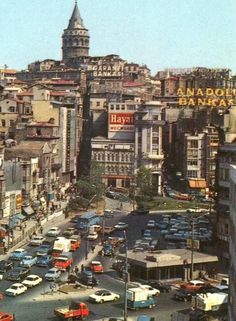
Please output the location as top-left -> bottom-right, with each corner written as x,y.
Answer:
136,166 -> 158,198
66,196 -> 89,212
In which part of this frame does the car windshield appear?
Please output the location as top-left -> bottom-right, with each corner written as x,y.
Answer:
95,290 -> 105,295
26,277 -> 34,281
10,286 -> 18,290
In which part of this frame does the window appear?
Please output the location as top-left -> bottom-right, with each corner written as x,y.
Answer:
96,101 -> 100,107
1,120 -> 5,127
9,106 -> 15,112
9,120 -> 14,127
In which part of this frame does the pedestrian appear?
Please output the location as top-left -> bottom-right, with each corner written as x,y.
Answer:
74,266 -> 79,275
81,264 -> 84,272
91,245 -> 95,253
39,225 -> 43,234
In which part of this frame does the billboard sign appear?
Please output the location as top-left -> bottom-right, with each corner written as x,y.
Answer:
109,113 -> 134,132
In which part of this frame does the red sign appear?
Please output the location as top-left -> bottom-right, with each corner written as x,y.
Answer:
109,113 -> 134,132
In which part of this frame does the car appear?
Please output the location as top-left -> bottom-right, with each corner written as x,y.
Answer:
174,289 -> 196,302
6,267 -> 30,281
78,270 -> 98,287
0,260 -> 13,274
22,274 -> 42,288
5,283 -> 27,296
20,255 -> 37,268
63,227 -> 77,238
103,226 -> 115,235
146,220 -> 156,229
90,261 -> 104,273
46,227 -> 61,237
114,222 -> 128,230
0,312 -> 15,321
45,267 -> 61,281
36,243 -> 52,256
9,248 -> 27,261
143,229 -> 152,238
102,244 -> 114,256
30,235 -> 45,246
36,255 -> 53,267
148,281 -> 171,293
104,209 -> 114,218
87,232 -> 98,240
181,280 -> 205,291
89,289 -> 120,303
139,284 -> 160,296
105,191 -> 118,199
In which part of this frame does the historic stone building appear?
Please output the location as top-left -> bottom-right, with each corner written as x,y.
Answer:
62,1 -> 90,67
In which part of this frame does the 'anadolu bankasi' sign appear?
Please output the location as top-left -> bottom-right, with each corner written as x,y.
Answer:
177,88 -> 236,107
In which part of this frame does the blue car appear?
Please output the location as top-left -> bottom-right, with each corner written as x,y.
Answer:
36,255 -> 53,267
20,255 -> 37,267
102,244 -> 114,256
10,248 -> 28,261
36,244 -> 52,256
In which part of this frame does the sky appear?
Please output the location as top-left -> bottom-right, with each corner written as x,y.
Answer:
0,0 -> 236,75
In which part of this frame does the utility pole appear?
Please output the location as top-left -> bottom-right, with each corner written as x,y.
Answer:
123,230 -> 128,321
190,217 -> 195,280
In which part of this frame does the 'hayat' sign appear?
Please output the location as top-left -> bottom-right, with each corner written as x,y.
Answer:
109,113 -> 134,132
177,88 -> 236,107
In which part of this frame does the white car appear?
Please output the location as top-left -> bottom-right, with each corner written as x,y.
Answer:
114,222 -> 128,230
30,235 -> 45,246
89,289 -> 120,303
45,268 -> 61,281
147,220 -> 156,229
139,284 -> 160,296
87,232 -> 98,240
22,274 -> 42,288
46,227 -> 61,237
5,283 -> 27,296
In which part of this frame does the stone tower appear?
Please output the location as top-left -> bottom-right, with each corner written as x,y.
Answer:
62,1 -> 90,67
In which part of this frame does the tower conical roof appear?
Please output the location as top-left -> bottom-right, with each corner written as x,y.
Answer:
68,2 -> 84,29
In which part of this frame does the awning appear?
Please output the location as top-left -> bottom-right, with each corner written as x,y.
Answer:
22,206 -> 34,216
188,179 -> 207,189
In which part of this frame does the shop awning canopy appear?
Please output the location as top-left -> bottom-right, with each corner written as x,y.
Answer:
188,179 -> 207,189
22,206 -> 34,216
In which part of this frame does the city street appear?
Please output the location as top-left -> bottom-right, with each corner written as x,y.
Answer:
0,199 -> 191,321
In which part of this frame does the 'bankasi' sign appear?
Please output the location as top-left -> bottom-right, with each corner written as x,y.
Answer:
177,88 -> 236,107
109,113 -> 134,132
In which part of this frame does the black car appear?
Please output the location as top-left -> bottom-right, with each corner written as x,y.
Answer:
149,281 -> 171,293
77,271 -> 98,287
0,260 -> 13,274
6,266 -> 30,281
174,289 -> 196,302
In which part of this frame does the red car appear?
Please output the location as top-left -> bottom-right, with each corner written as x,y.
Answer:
53,253 -> 73,271
0,311 -> 15,321
181,280 -> 205,291
90,261 -> 104,273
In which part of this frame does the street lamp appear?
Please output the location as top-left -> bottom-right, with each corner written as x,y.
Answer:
123,231 -> 128,321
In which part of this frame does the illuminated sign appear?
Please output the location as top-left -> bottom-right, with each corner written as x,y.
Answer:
15,194 -> 22,210
109,113 -> 134,132
177,88 -> 236,107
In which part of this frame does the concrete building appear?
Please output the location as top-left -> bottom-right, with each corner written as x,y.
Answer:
62,2 -> 90,66
229,164 -> 236,321
134,101 -> 165,194
0,98 -> 19,139
91,137 -> 134,188
118,249 -> 218,282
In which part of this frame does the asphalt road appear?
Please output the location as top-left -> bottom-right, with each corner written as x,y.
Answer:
0,199 -> 190,321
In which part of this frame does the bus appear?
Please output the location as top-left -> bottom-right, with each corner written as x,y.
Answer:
76,212 -> 100,231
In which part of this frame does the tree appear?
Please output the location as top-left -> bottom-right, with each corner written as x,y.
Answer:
136,166 -> 158,199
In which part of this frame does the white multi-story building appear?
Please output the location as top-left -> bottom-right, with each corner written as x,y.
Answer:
134,101 -> 165,194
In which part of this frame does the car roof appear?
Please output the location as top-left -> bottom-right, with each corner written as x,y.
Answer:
91,261 -> 102,264
26,274 -> 39,278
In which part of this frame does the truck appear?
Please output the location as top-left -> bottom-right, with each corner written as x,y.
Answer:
69,235 -> 81,252
54,301 -> 89,320
53,252 -> 73,271
126,288 -> 155,310
52,237 -> 71,257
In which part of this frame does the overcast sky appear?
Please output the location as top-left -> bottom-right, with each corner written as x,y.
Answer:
0,0 -> 235,75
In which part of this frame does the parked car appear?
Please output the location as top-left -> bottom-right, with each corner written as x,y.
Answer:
146,220 -> 156,229
9,248 -> 27,261
20,255 -> 37,268
180,280 -> 205,291
22,274 -> 42,288
30,235 -> 45,246
143,230 -> 152,238
5,283 -> 27,296
174,289 -> 196,302
104,209 -> 114,218
63,227 -> 77,238
6,267 -> 30,281
0,260 -> 13,274
87,232 -> 98,240
148,281 -> 171,293
45,267 -> 61,281
89,289 -> 119,303
36,255 -> 53,267
46,227 -> 61,237
114,222 -> 128,230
